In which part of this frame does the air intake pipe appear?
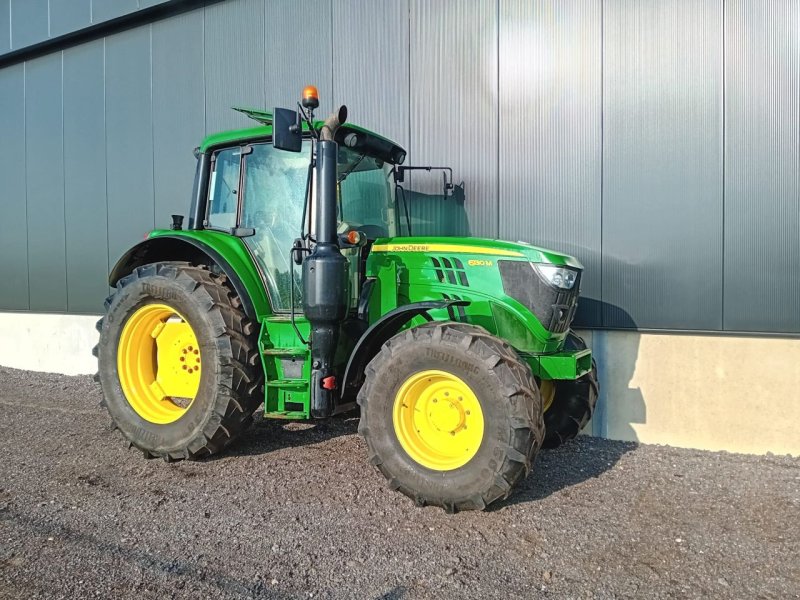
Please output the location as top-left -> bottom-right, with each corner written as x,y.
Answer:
302,106 -> 350,418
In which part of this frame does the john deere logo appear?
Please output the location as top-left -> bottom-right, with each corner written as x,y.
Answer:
388,244 -> 429,252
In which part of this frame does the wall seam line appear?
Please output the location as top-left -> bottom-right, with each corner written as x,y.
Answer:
600,0 -> 605,328
62,50 -> 69,311
103,37 -> 110,296
23,61 -> 29,309
720,0 -> 725,330
407,0 -> 411,172
495,0 -> 500,239
150,23 -> 155,230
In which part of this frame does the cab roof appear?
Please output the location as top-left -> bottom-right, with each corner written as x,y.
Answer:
199,107 -> 407,165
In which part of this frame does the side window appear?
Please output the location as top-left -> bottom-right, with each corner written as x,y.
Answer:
206,147 -> 241,230
241,142 -> 309,311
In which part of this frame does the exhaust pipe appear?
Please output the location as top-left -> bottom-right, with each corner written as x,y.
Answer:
302,107 -> 350,418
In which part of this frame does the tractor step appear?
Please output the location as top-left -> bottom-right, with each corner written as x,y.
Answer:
265,378 -> 307,390
262,347 -> 308,358
264,315 -> 295,323
263,410 -> 308,420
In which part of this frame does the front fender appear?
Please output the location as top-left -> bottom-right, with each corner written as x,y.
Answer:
340,300 -> 469,399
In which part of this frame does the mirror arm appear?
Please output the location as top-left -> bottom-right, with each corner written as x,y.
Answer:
293,102 -> 318,140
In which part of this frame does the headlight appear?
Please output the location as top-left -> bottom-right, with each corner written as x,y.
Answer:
533,264 -> 578,290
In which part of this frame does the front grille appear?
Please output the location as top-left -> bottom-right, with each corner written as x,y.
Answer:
498,261 -> 581,333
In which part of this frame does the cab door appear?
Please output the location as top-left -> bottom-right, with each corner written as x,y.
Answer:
239,141 -> 310,312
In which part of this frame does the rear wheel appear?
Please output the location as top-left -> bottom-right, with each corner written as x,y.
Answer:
358,322 -> 544,512
542,331 -> 599,449
94,262 -> 263,461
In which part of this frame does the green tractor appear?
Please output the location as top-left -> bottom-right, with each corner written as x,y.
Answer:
95,87 -> 598,512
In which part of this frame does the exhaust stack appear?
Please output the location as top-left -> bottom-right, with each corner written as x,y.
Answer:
302,105 -> 350,418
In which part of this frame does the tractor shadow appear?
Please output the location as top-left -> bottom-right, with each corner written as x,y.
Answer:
214,412 -> 360,459
494,296 -> 643,509
492,436 -> 639,509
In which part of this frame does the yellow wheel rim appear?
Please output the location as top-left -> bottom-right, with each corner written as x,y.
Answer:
540,379 -> 556,413
392,370 -> 484,471
117,303 -> 202,425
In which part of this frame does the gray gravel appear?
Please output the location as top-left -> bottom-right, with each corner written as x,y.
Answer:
0,365 -> 798,600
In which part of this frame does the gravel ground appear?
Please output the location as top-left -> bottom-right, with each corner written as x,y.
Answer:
0,366 -> 798,600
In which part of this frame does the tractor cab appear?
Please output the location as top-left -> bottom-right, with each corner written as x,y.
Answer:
200,134 -> 399,313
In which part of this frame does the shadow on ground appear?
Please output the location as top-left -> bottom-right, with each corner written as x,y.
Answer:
495,437 -> 639,509
211,411 -> 360,460
219,407 -> 637,508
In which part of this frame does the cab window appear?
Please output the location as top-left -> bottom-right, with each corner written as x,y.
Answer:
206,147 -> 241,230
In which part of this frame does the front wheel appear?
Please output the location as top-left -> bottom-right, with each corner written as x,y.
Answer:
542,331 -> 599,449
358,322 -> 544,512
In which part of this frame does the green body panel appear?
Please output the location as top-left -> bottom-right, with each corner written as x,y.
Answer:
366,236 -> 590,379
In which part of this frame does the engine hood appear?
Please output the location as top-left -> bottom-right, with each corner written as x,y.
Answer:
370,236 -> 583,270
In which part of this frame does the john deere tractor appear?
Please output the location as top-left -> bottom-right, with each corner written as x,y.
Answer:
95,87 -> 598,512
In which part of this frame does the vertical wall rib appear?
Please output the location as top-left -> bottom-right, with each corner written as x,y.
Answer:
0,63 -> 28,309
64,39 -> 108,312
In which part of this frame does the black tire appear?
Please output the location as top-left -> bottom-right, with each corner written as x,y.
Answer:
94,262 -> 263,461
542,331 -> 599,449
358,322 -> 544,512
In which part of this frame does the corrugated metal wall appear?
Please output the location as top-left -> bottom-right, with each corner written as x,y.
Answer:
0,0 -> 797,335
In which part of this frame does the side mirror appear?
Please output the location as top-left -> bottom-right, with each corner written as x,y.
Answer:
273,106 -> 302,152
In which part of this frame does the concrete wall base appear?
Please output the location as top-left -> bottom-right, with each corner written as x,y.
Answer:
0,312 -> 796,456
0,312 -> 100,376
577,329 -> 799,457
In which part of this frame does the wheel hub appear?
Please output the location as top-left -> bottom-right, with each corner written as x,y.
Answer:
393,370 -> 485,471
117,303 -> 201,424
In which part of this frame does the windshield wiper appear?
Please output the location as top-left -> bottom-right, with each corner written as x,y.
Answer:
337,153 -> 366,183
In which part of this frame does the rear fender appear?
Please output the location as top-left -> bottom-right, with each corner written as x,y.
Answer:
108,235 -> 269,320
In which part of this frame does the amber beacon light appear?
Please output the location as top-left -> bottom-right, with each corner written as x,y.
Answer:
302,85 -> 319,109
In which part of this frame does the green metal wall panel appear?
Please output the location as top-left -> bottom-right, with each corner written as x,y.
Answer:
25,53 -> 67,312
602,0 -> 723,330
105,28 -> 154,266
152,10 -> 205,230
332,0 -> 407,146
204,0 -> 264,133
723,0 -> 800,333
92,0 -> 139,24
265,0 -> 332,117
0,63 -> 28,309
0,0 -> 9,54
498,0 -> 603,327
0,0 -> 798,335
409,0 -> 498,239
10,0 -> 47,50
50,0 -> 92,38
64,40 -> 108,313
